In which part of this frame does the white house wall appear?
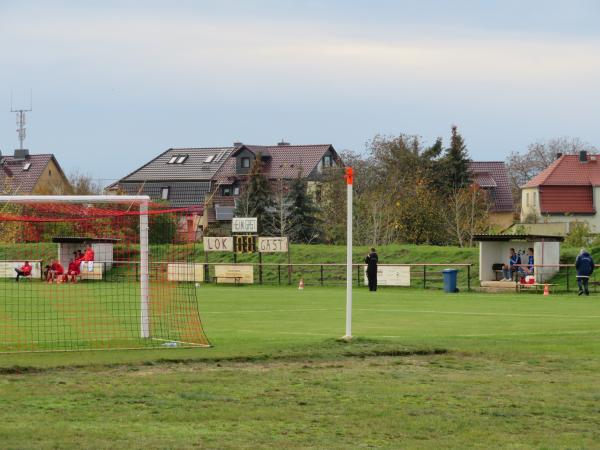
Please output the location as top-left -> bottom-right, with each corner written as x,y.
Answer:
521,186 -> 600,232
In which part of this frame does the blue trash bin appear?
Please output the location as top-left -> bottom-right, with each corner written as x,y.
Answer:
442,269 -> 459,293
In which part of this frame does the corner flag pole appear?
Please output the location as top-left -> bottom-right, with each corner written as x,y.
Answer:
344,167 -> 354,340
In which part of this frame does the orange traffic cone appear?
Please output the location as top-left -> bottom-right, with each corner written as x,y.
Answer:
543,283 -> 550,296
298,278 -> 304,290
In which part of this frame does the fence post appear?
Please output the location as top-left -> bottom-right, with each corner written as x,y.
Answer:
320,265 -> 324,286
566,265 -> 569,292
278,264 -> 281,285
287,252 -> 292,285
467,265 -> 471,292
258,252 -> 263,285
423,265 -> 426,289
357,264 -> 361,287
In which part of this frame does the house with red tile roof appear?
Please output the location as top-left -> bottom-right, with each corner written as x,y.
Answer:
521,151 -> 600,232
469,161 -> 514,228
0,149 -> 70,195
111,141 -> 342,229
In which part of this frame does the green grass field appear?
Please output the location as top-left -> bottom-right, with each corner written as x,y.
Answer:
2,284 -> 600,448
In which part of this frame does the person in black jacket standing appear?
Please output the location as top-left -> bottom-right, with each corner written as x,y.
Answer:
365,248 -> 379,292
575,248 -> 595,296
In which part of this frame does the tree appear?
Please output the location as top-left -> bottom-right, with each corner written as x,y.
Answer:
440,125 -> 471,191
233,154 -> 273,234
317,165 -> 347,244
285,174 -> 321,243
447,184 -> 490,247
68,171 -> 102,195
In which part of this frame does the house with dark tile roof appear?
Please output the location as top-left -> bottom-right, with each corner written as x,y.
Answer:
110,142 -> 342,229
0,149 -> 70,195
520,151 -> 600,232
469,161 -> 514,228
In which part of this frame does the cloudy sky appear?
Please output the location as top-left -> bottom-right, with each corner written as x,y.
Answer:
1,0 -> 600,183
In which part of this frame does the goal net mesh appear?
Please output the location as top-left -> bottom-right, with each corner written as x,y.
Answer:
0,198 -> 210,352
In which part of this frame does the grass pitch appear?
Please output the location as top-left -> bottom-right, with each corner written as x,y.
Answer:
2,285 -> 600,448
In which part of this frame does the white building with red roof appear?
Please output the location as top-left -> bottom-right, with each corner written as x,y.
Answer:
521,151 -> 600,232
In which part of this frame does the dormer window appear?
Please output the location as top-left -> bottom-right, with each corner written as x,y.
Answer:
22,163 -> 31,171
241,157 -> 251,168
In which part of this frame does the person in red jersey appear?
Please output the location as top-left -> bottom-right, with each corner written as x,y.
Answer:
14,261 -> 32,282
81,244 -> 95,273
67,257 -> 81,283
47,259 -> 64,283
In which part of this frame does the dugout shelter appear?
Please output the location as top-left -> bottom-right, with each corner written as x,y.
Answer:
475,234 -> 564,284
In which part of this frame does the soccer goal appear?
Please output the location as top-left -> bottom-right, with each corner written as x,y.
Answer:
0,195 -> 210,352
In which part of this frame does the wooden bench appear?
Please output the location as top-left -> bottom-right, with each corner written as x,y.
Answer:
212,276 -> 242,285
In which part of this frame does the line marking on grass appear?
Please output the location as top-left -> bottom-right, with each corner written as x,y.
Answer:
372,329 -> 600,339
203,308 -> 332,315
354,308 -> 600,320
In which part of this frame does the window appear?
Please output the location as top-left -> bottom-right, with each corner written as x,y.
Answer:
533,192 -> 537,206
323,155 -> 332,167
222,186 -> 232,196
204,155 -> 215,163
233,186 -> 240,196
167,155 -> 188,164
22,163 -> 31,171
241,157 -> 251,168
525,193 -> 530,206
48,170 -> 52,177
161,187 -> 170,200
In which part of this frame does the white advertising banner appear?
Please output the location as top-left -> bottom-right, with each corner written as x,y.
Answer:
203,237 -> 234,252
258,237 -> 288,253
167,263 -> 205,282
232,217 -> 257,233
364,265 -> 411,286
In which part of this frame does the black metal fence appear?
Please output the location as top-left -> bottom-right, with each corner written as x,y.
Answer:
203,263 -> 473,290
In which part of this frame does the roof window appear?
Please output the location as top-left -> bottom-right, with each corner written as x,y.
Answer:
22,162 -> 31,171
204,155 -> 216,163
167,154 -> 189,164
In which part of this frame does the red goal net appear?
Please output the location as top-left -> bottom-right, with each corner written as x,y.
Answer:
0,196 -> 210,352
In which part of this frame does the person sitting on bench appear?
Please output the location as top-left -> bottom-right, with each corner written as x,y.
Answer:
14,261 -> 32,282
46,259 -> 64,283
67,257 -> 81,283
522,247 -> 534,276
502,248 -> 522,281
80,244 -> 95,273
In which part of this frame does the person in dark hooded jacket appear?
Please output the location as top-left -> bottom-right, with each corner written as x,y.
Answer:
365,248 -> 378,292
575,248 -> 595,296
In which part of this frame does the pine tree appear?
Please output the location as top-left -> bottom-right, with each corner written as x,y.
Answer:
285,175 -> 321,243
233,154 -> 273,234
442,125 -> 472,190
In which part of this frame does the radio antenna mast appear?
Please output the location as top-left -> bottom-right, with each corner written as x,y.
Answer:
10,90 -> 32,150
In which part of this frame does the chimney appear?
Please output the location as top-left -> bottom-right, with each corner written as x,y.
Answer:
277,140 -> 291,146
13,149 -> 30,160
580,150 -> 588,162
233,141 -> 243,148
556,152 -> 563,160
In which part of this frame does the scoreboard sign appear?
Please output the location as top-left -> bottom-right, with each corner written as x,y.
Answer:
234,235 -> 257,253
258,237 -> 288,253
232,217 -> 257,233
203,237 -> 234,252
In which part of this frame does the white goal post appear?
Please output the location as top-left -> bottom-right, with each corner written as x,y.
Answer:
0,195 -> 151,339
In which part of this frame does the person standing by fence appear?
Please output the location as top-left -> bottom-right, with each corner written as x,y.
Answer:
575,248 -> 595,296
365,248 -> 379,292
